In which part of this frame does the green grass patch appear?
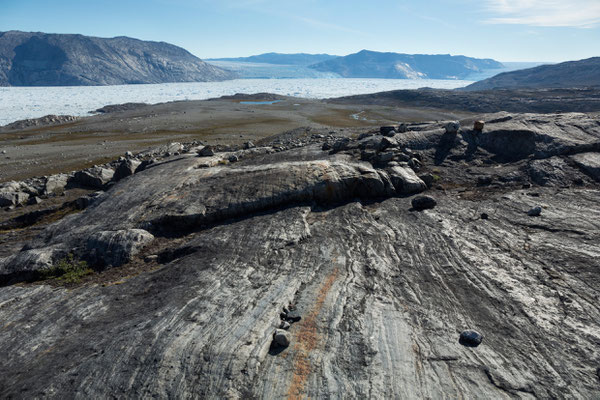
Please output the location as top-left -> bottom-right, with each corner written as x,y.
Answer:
39,254 -> 93,284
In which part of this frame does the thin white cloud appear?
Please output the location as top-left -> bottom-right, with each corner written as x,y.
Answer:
483,0 -> 600,27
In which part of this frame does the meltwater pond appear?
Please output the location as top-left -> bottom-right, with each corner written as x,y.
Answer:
0,78 -> 473,126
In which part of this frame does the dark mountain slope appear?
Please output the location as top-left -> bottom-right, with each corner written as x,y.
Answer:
308,50 -> 503,79
0,31 -> 236,86
464,57 -> 600,90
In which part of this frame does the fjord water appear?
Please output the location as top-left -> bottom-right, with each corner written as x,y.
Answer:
0,78 -> 473,126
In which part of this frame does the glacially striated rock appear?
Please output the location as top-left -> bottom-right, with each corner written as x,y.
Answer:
0,113 -> 600,399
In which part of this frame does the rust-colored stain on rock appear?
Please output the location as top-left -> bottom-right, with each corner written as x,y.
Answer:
287,268 -> 339,400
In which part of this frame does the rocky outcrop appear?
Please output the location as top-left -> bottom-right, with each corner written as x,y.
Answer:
572,152 -> 600,182
0,115 -> 78,131
0,31 -> 236,86
0,113 -> 600,398
464,57 -> 600,91
329,87 -> 600,113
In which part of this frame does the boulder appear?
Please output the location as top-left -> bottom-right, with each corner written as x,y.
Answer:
361,150 -> 376,162
113,159 -> 142,181
388,167 -> 427,195
44,174 -> 69,195
243,141 -> 255,149
86,229 -> 154,267
272,329 -> 291,347
409,158 -> 422,170
411,195 -> 437,211
330,138 -> 352,153
280,321 -> 291,330
380,126 -> 397,136
72,167 -> 115,189
473,120 -> 485,131
419,173 -> 435,188
527,206 -> 542,217
197,146 -> 216,157
445,121 -> 460,134
375,152 -> 395,164
285,309 -> 301,323
0,191 -> 29,207
379,136 -> 399,150
459,330 -> 483,347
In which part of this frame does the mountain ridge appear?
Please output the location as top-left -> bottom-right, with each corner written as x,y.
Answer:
0,31 -> 236,86
308,49 -> 503,79
463,57 -> 600,90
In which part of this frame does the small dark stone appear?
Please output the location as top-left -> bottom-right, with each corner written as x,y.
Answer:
459,330 -> 483,347
272,329 -> 291,347
285,310 -> 301,322
279,312 -> 287,320
481,213 -> 489,220
527,206 -> 542,217
411,195 -> 437,211
280,321 -> 291,330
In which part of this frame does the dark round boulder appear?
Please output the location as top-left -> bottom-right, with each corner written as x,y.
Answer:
459,330 -> 483,347
411,195 -> 437,211
481,213 -> 489,220
380,126 -> 397,136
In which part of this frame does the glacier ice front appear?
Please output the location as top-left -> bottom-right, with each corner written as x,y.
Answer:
0,78 -> 473,126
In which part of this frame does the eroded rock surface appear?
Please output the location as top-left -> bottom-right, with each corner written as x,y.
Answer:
0,112 -> 599,398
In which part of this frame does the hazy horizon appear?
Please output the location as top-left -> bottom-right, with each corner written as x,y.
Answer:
1,0 -> 599,63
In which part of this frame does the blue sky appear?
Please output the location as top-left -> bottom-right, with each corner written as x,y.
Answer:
1,0 -> 598,62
